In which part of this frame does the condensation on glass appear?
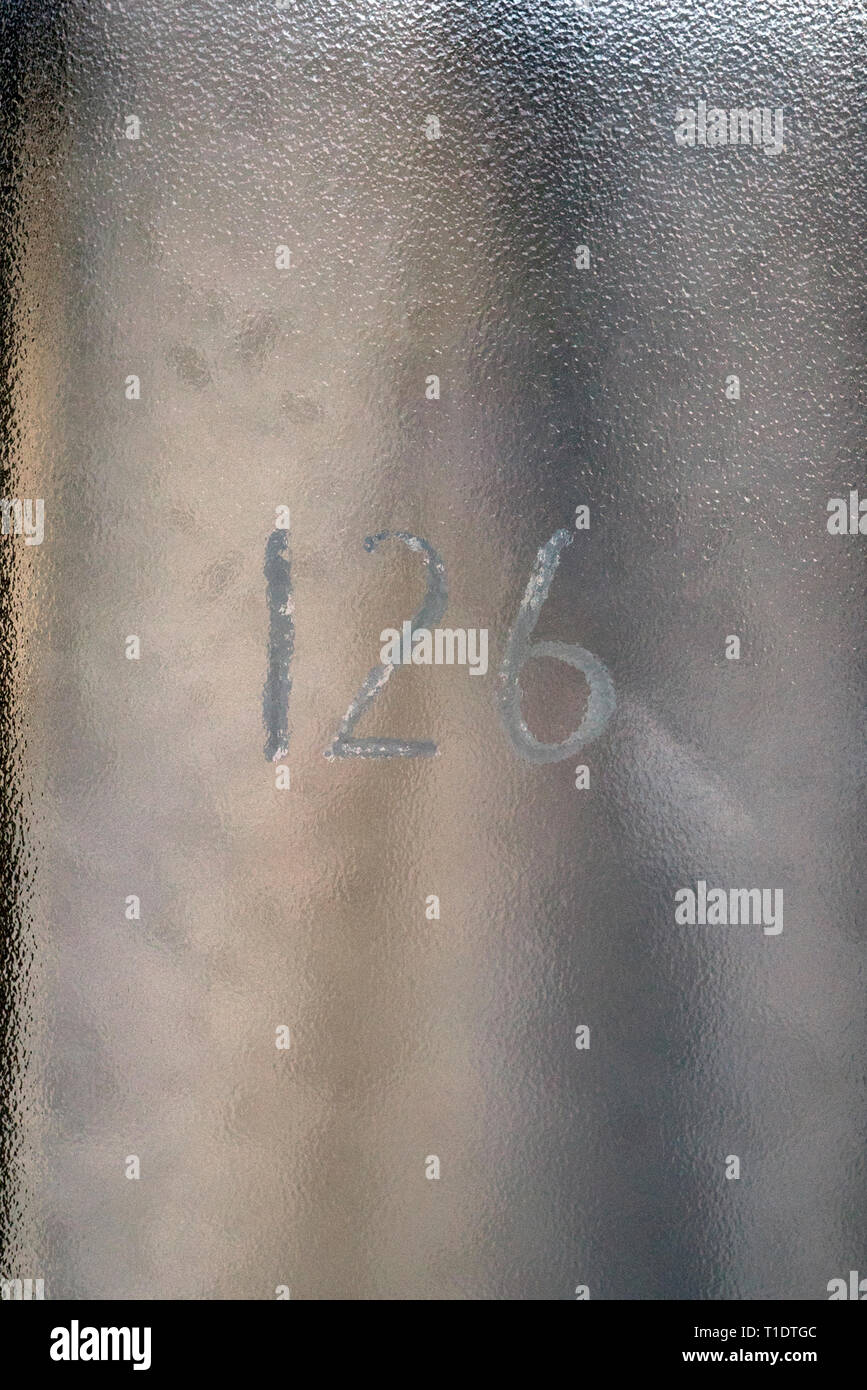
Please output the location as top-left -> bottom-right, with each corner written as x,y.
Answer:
0,0 -> 864,1299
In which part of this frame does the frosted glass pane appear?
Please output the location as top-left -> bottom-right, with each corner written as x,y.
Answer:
1,0 -> 863,1300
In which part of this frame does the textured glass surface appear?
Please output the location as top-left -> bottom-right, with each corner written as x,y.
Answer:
1,0 -> 864,1300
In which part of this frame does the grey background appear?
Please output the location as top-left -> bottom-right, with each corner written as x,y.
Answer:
1,0 -> 864,1298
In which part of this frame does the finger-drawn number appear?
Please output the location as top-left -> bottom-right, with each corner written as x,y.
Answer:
498,528 -> 615,763
263,527 -> 294,762
325,530 -> 447,759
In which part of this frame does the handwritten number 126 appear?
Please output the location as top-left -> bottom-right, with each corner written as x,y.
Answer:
263,526 -> 615,764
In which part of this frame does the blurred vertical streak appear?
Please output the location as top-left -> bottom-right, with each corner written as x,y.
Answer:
0,0 -> 31,1275
0,0 -> 36,1278
0,0 -> 69,1277
0,4 -> 20,1276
